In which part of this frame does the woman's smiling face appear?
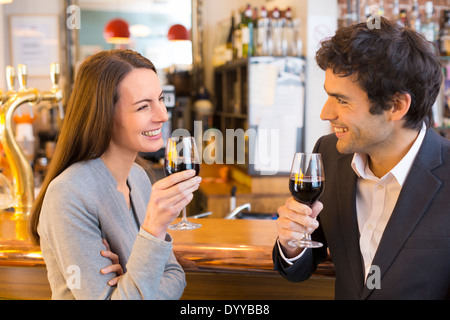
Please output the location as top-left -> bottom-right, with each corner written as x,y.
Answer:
109,68 -> 168,156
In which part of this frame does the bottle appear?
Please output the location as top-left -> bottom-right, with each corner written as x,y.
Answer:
378,0 -> 385,17
364,2 -> 371,19
292,18 -> 303,57
13,113 -> 35,164
397,9 -> 408,28
271,7 -> 282,56
247,4 -> 254,57
34,148 -> 48,187
410,0 -> 421,32
282,7 -> 294,56
252,7 -> 258,56
252,7 -> 258,26
421,1 -> 438,53
233,11 -> 243,59
393,0 -> 400,22
225,12 -> 235,62
241,4 -> 254,58
256,6 -> 270,56
440,10 -> 450,56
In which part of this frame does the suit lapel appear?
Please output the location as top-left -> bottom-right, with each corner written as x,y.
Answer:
336,153 -> 365,295
360,129 -> 443,299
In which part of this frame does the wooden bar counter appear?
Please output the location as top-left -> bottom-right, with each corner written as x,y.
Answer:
0,210 -> 335,300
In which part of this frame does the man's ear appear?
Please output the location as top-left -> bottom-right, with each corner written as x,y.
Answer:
389,92 -> 412,122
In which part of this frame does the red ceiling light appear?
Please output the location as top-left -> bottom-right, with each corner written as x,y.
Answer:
104,18 -> 130,44
167,24 -> 190,41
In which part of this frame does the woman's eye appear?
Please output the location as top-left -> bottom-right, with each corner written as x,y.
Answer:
337,98 -> 347,105
159,96 -> 165,102
137,105 -> 148,111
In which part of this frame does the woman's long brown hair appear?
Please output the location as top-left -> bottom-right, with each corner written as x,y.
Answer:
28,49 -> 156,244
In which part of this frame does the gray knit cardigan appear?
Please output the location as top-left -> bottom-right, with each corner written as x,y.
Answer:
38,158 -> 186,299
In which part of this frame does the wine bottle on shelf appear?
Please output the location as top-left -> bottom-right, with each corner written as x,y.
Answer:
410,0 -> 421,32
393,0 -> 400,22
283,7 -> 294,57
421,1 -> 438,53
256,6 -> 270,56
234,11 -> 243,59
271,7 -> 282,56
378,0 -> 385,17
440,10 -> 450,56
241,4 -> 254,58
252,6 -> 258,57
397,9 -> 408,28
225,12 -> 235,62
292,18 -> 303,57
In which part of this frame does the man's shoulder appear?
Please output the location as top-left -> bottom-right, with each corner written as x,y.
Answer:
421,129 -> 450,165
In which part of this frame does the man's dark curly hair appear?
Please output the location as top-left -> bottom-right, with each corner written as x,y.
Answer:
316,17 -> 442,130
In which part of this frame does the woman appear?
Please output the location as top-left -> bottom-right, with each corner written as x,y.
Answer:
29,49 -> 198,299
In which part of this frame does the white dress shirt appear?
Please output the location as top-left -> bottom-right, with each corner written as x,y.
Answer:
279,124 -> 427,280
353,124 -> 426,279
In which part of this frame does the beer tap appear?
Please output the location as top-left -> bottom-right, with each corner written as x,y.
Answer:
49,63 -> 64,119
6,66 -> 15,92
0,63 -> 63,216
16,64 -> 35,118
0,66 -> 16,105
17,64 -> 27,91
37,63 -> 64,119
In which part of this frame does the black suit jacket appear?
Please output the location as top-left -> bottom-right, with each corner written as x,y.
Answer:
273,129 -> 450,299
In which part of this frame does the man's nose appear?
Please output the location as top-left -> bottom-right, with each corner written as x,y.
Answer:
320,98 -> 337,122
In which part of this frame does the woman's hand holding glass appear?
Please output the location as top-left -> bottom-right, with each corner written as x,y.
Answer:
142,169 -> 201,239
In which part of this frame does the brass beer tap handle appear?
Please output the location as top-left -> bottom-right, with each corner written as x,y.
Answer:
17,64 -> 28,91
1,66 -> 15,104
49,63 -> 64,118
17,64 -> 37,117
50,63 -> 60,90
6,66 -> 15,92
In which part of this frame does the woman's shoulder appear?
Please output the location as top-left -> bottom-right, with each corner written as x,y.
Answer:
51,159 -> 102,187
46,159 -> 113,203
42,161 -> 103,221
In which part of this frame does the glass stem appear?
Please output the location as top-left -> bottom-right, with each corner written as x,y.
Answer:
303,204 -> 312,240
181,207 -> 188,222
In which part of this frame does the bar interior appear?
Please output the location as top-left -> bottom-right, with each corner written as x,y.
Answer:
0,0 -> 449,300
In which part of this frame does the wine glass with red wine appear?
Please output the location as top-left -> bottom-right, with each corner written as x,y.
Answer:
288,153 -> 324,248
165,136 -> 201,230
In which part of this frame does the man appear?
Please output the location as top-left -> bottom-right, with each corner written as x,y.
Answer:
273,17 -> 450,299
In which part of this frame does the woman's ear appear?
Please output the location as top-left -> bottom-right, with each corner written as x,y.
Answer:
389,92 -> 412,122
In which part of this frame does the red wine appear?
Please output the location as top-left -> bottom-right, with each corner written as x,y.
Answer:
164,158 -> 200,176
289,177 -> 324,205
